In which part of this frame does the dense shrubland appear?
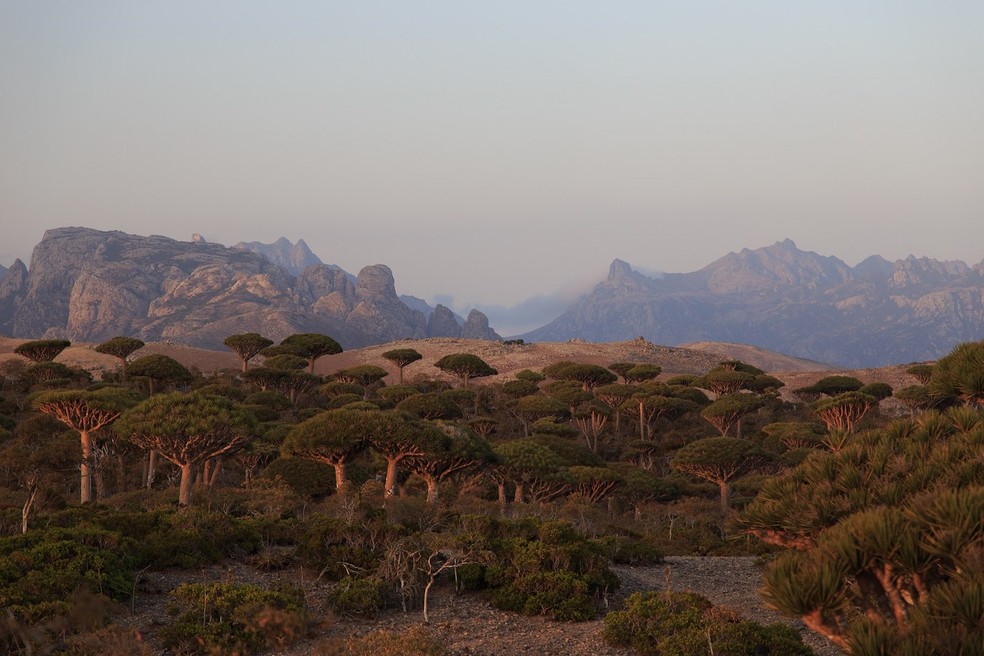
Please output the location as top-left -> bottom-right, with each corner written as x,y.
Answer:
1,333 -> 981,654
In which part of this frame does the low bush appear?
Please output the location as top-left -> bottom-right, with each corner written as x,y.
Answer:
604,591 -> 812,656
0,527 -> 134,623
161,582 -> 306,656
326,576 -> 384,618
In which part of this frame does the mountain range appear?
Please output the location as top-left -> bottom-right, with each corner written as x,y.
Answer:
2,229 -> 981,368
521,239 -> 984,367
0,227 -> 500,349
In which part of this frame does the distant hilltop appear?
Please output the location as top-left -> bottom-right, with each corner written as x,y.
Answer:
521,239 -> 984,368
0,227 -> 500,348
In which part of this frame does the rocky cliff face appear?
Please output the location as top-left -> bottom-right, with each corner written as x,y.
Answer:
0,227 -> 500,349
233,237 -> 323,275
523,240 -> 984,368
462,309 -> 502,341
427,304 -> 463,338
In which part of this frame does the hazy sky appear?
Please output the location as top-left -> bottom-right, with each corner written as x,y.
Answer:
2,1 -> 982,333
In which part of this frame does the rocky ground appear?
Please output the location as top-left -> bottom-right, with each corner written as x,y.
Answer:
121,556 -> 841,656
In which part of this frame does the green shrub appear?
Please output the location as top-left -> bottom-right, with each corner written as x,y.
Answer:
136,509 -> 262,568
0,527 -> 135,622
604,591 -> 812,656
326,576 -> 384,618
260,457 -> 335,497
161,582 -> 306,655
493,570 -> 596,621
477,517 -> 619,621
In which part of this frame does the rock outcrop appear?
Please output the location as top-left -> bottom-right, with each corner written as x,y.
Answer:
0,259 -> 28,336
523,240 -> 984,368
0,227 -> 500,349
427,304 -> 462,338
233,237 -> 323,275
462,309 -> 502,341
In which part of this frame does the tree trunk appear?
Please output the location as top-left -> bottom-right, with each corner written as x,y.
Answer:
514,482 -> 525,504
423,574 -> 436,625
145,450 -> 157,489
178,462 -> 194,507
333,462 -> 348,495
497,483 -> 507,507
425,476 -> 439,505
22,484 -> 39,534
719,480 -> 731,516
209,457 -> 223,487
80,430 -> 93,504
94,465 -> 107,501
241,358 -> 248,373
384,457 -> 400,498
639,402 -> 646,440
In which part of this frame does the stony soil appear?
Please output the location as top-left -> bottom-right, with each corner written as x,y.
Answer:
120,556 -> 842,656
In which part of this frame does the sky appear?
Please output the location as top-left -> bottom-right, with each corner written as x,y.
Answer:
1,1 -> 983,334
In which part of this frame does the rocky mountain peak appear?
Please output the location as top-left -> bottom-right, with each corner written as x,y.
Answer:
233,237 -> 323,275
608,259 -> 633,281
702,240 -> 852,294
462,309 -> 502,341
523,241 -> 984,368
0,227 -> 502,349
427,304 -> 462,338
356,264 -> 398,300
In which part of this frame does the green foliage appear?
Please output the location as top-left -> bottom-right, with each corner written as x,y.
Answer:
492,570 -> 596,621
223,333 -> 273,369
334,365 -> 388,387
906,363 -> 934,384
296,513 -> 400,579
162,582 -> 306,655
929,340 -> 984,407
94,336 -> 145,361
809,375 -> 865,396
245,389 -> 292,409
260,457 -> 335,497
603,591 -> 812,656
14,339 -> 71,363
433,353 -> 497,387
125,354 -> 193,387
376,384 -> 420,404
624,364 -> 662,383
128,508 -> 263,568
44,507 -> 262,568
741,412 -> 984,650
542,361 -> 617,389
700,393 -> 765,437
261,354 -> 308,371
396,392 -> 462,420
859,381 -> 893,401
267,333 -> 342,372
0,527 -> 135,622
327,576 -> 384,618
381,348 -> 423,369
501,378 -> 540,398
478,517 -> 618,621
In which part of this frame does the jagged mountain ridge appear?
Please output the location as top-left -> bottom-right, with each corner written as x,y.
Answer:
0,227 -> 500,348
522,240 -> 984,368
233,237 -> 324,276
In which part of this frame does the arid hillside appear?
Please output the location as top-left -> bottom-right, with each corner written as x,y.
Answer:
1,335 -> 919,396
